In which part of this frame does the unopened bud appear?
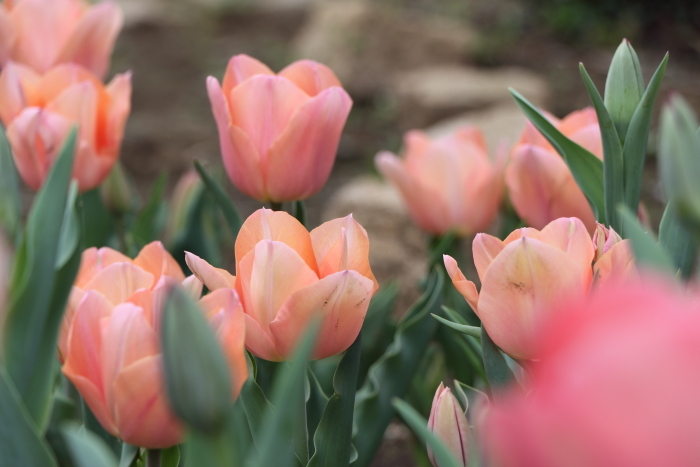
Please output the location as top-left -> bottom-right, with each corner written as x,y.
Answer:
164,170 -> 204,247
604,39 -> 645,143
428,383 -> 470,467
592,223 -> 622,262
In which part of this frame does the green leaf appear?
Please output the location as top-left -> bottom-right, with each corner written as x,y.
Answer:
353,268 -> 444,467
57,182 -> 80,269
580,63 -> 624,231
194,160 -> 243,239
603,40 -> 645,143
3,127 -> 78,429
307,369 -> 329,457
510,88 -> 606,223
292,200 -> 307,228
161,446 -> 180,467
161,287 -> 232,434
62,422 -> 118,467
0,125 -> 20,239
184,404 -> 245,467
659,203 -> 698,279
481,325 -> 517,401
239,375 -> 274,450
249,321 -> 320,467
0,368 -> 58,467
308,333 -> 362,467
623,53 -> 668,211
118,444 -> 138,467
129,173 -> 167,250
359,284 -> 398,386
391,399 -> 462,467
618,206 -> 675,275
433,309 -> 481,339
78,189 -> 116,249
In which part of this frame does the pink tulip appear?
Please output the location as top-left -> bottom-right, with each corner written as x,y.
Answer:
444,217 -> 595,360
506,108 -> 602,233
0,62 -> 131,191
186,208 -> 378,361
60,242 -> 248,448
0,0 -> 122,77
482,279 -> 700,467
592,223 -> 636,286
375,127 -> 504,236
428,383 -> 470,467
207,55 -> 352,202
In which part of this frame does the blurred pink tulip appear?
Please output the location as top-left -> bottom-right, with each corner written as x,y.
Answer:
186,208 -> 378,361
375,127 -> 504,236
444,217 -> 595,360
0,0 -> 122,77
482,279 -> 700,467
506,108 -> 602,233
60,242 -> 247,448
0,62 -> 131,191
428,383 -> 470,467
207,55 -> 352,202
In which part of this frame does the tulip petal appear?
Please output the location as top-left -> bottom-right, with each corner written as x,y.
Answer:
0,9 -> 15,66
57,1 -> 123,78
309,214 -> 378,289
222,54 -> 274,99
58,286 -> 85,361
270,270 -> 374,360
538,217 -> 595,282
429,386 -> 470,466
83,262 -> 154,304
265,86 -> 352,202
45,80 -> 98,147
182,274 -> 204,299
105,71 -> 131,147
0,61 -> 38,125
133,241 -> 185,284
477,237 -> 589,359
473,233 -> 505,282
278,59 -> 342,97
185,251 -> 235,291
75,246 -> 131,288
112,355 -> 183,448
235,208 -> 318,274
444,254 -> 479,311
594,240 -> 636,286
243,313 -> 282,361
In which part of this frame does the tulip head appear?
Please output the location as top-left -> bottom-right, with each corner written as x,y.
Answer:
592,223 -> 636,286
428,383 -> 470,467
207,55 -> 352,203
0,0 -> 123,77
164,170 -> 204,247
604,39 -> 644,143
0,62 -> 131,191
445,217 -> 594,360
187,208 -> 377,361
375,127 -> 504,236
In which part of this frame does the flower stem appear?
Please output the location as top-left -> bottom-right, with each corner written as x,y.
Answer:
146,449 -> 161,467
270,201 -> 283,211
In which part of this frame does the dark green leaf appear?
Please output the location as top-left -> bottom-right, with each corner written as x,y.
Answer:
194,160 -> 243,239
353,269 -> 444,467
659,203 -> 698,279
78,189 -> 116,249
481,325 -> 517,401
62,421 -> 118,467
619,206 -> 675,275
129,173 -> 167,250
580,63 -> 624,231
428,232 -> 457,268
306,369 -> 329,457
239,376 -> 274,450
510,88 -> 606,223
161,446 -> 180,467
432,310 -> 481,339
0,125 -> 20,239
292,200 -> 307,228
359,284 -> 398,386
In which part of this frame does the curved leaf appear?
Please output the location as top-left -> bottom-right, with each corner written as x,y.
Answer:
432,311 -> 481,339
659,203 -> 698,279
619,206 -> 675,275
0,125 -> 19,239
62,421 -> 117,467
481,325 -> 517,402
194,160 -> 243,239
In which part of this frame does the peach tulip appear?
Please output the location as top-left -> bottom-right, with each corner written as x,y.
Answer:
0,62 -> 131,191
444,217 -> 595,360
375,127 -> 504,236
506,108 -> 603,233
60,242 -> 247,448
482,279 -> 700,467
0,0 -> 122,78
207,54 -> 352,203
592,223 -> 635,285
186,208 -> 378,361
428,383 -> 470,467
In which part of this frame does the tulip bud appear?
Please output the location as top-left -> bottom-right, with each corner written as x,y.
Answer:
604,39 -> 645,143
100,162 -> 134,215
164,170 -> 204,247
161,286 -> 232,434
592,223 -> 622,262
428,383 -> 470,467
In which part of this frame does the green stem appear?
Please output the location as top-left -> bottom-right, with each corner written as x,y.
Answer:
146,449 -> 161,467
293,366 -> 309,464
270,202 -> 283,212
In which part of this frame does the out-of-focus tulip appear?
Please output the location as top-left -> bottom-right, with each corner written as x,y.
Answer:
375,127 -> 504,236
207,54 -> 352,203
592,223 -> 635,285
482,279 -> 700,467
444,217 -> 594,360
60,242 -> 247,448
164,170 -> 203,247
186,208 -> 378,361
0,0 -> 122,78
428,383 -> 470,467
0,62 -> 131,191
506,108 -> 602,233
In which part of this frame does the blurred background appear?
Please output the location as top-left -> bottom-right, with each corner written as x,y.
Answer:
108,0 -> 700,464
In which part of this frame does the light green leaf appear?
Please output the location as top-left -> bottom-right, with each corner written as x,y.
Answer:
239,366 -> 274,450
432,308 -> 481,339
194,160 -> 243,239
659,203 -> 698,279
62,421 -> 118,467
618,205 -> 675,275
118,444 -> 138,467
0,126 -> 20,239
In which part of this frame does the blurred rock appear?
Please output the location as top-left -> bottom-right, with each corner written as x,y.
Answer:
294,0 -> 475,98
322,176 -> 427,313
393,65 -> 548,130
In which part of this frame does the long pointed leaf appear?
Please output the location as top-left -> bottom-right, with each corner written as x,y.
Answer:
62,422 -> 118,467
481,325 -> 517,402
659,203 -> 698,279
0,126 -> 20,239
433,309 -> 481,339
239,377 -> 274,450
618,206 -> 674,275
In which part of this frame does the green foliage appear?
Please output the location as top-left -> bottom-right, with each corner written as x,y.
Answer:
0,126 -> 20,240
194,160 -> 243,240
62,422 -> 118,467
618,206 -> 675,275
659,204 -> 698,279
480,325 -> 518,402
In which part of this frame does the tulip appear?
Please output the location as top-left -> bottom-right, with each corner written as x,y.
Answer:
0,62 -> 131,191
482,279 -> 700,467
375,127 -> 504,236
444,217 -> 594,360
0,0 -> 122,78
164,170 -> 203,247
428,383 -> 470,467
605,39 -> 644,142
207,54 -> 352,203
592,223 -> 635,285
506,108 -> 602,233
186,208 -> 378,361
60,242 -> 247,448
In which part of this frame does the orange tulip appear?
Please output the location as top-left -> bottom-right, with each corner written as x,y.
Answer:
0,62 -> 131,191
428,383 -> 470,467
375,127 -> 504,236
506,108 -> 602,233
0,0 -> 122,78
592,223 -> 636,286
186,208 -> 378,361
445,217 -> 595,360
60,242 -> 247,448
207,54 -> 352,203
